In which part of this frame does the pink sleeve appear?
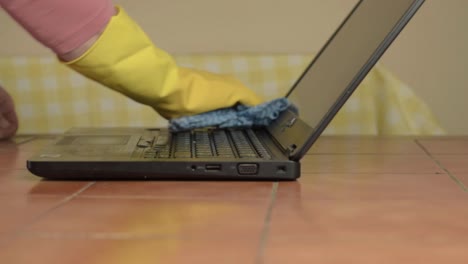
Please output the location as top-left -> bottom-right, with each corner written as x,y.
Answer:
0,0 -> 114,56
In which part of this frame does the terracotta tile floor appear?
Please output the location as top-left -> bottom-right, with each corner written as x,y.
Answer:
455,174 -> 468,187
0,135 -> 467,263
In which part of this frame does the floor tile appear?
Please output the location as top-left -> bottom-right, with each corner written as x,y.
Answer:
25,197 -> 268,239
0,138 -> 55,171
0,151 -> 34,170
434,155 -> 468,174
0,237 -> 258,264
268,196 -> 468,241
301,154 -> 443,174
308,137 -> 424,154
81,181 -> 273,200
454,174 -> 468,188
263,239 -> 468,264
0,140 -> 20,153
280,173 -> 466,200
0,138 -> 53,169
0,196 -> 64,234
0,169 -> 91,196
417,137 -> 468,154
264,198 -> 468,263
2,135 -> 466,263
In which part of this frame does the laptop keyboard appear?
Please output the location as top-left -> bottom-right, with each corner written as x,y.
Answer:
140,129 -> 271,159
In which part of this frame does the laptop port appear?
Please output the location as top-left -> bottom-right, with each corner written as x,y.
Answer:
237,163 -> 258,175
205,164 -> 222,171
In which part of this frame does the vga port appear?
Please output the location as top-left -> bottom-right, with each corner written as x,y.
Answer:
237,163 -> 258,175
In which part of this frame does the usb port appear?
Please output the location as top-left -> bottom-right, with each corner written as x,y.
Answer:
205,164 -> 222,171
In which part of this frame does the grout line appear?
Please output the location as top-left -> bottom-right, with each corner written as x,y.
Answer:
1,181 -> 96,245
56,181 -> 96,203
415,139 -> 468,192
255,182 -> 278,264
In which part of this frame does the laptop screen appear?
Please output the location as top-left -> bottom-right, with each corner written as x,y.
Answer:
270,0 -> 425,160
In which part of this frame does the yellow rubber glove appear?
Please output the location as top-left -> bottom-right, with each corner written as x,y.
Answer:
64,6 -> 263,119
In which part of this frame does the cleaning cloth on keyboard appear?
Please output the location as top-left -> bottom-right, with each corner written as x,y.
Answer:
169,97 -> 295,132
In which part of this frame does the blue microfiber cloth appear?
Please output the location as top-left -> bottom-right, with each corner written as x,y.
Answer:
169,97 -> 296,132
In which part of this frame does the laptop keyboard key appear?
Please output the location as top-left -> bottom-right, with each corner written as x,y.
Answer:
174,152 -> 191,158
229,130 -> 259,158
156,129 -> 269,160
246,130 -> 271,159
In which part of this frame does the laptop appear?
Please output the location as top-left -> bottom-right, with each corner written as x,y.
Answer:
27,0 -> 425,180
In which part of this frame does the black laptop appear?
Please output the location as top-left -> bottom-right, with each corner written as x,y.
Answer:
27,0 -> 425,180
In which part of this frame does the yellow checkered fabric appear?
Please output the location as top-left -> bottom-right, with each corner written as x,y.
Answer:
0,54 -> 444,135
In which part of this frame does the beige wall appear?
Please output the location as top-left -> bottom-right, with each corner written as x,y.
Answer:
1,0 -> 467,134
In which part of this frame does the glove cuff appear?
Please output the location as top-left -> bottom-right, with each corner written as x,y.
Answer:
64,6 -> 179,109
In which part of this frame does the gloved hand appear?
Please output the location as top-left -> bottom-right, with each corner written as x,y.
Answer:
65,6 -> 264,119
0,86 -> 18,139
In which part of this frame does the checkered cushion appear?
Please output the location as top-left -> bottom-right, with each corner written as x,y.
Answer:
0,54 -> 444,135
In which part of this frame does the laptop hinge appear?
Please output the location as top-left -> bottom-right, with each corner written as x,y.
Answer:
286,144 -> 298,156
266,108 -> 313,160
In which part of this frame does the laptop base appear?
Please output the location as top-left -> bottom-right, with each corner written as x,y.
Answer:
27,160 -> 300,181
